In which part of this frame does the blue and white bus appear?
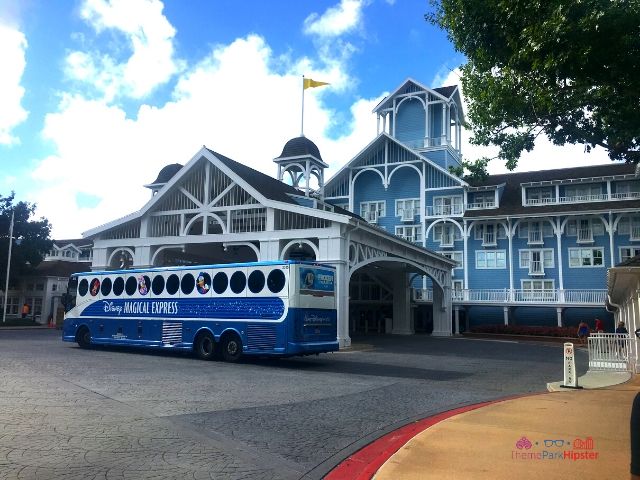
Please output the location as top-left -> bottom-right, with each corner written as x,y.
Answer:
62,261 -> 338,361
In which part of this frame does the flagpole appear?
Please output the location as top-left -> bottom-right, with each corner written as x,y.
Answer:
3,210 -> 14,323
301,75 -> 305,137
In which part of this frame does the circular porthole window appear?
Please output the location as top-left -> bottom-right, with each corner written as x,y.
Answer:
181,273 -> 195,295
213,272 -> 228,294
166,274 -> 180,295
78,279 -> 89,297
267,269 -> 286,293
89,278 -> 100,296
230,271 -> 246,294
125,276 -> 137,296
113,277 -> 124,296
152,275 -> 165,295
248,270 -> 265,293
100,277 -> 112,296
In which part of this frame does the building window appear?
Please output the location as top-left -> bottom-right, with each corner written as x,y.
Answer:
360,201 -> 385,223
526,187 -> 554,205
432,196 -> 463,215
438,251 -> 463,269
520,249 -> 554,275
564,184 -> 602,201
433,224 -> 458,246
475,250 -> 506,269
521,280 -> 555,300
569,247 -> 604,267
620,246 -> 640,263
396,199 -> 420,221
618,216 -> 640,240
469,192 -> 495,209
395,225 -> 422,243
3,297 -> 19,315
566,218 -> 603,242
474,223 -> 506,246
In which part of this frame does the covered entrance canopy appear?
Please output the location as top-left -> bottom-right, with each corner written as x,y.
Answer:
83,145 -> 456,347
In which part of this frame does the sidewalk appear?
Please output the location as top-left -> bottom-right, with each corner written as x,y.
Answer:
328,373 -> 640,480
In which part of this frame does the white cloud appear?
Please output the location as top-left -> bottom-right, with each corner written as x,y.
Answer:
32,34 -> 381,238
434,68 -> 612,175
65,0 -> 182,100
0,24 -> 28,145
303,0 -> 366,38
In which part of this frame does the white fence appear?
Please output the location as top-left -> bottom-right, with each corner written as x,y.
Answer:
587,333 -> 636,373
412,288 -> 607,305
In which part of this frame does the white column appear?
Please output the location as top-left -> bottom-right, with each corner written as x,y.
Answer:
463,219 -> 469,289
377,114 -> 380,135
608,212 -> 615,268
336,261 -> 351,348
441,103 -> 447,143
425,101 -> 430,146
556,307 -> 563,327
432,282 -> 452,336
503,306 -> 509,326
556,218 -> 564,291
508,219 -> 514,291
392,271 -> 413,335
454,306 -> 460,335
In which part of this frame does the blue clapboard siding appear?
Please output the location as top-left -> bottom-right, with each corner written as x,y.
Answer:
395,98 -> 425,145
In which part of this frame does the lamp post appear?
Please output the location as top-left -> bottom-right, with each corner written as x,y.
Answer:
2,210 -> 14,323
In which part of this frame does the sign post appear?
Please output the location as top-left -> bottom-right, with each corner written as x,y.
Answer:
561,342 -> 583,389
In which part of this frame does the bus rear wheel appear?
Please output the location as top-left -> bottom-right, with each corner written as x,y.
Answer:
221,333 -> 242,362
194,331 -> 216,360
76,326 -> 91,349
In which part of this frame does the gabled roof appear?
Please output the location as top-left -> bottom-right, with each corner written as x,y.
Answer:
372,78 -> 461,114
83,146 -> 357,237
464,162 -> 639,218
325,132 -> 467,192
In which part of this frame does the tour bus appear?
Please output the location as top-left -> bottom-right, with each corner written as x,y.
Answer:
62,261 -> 338,362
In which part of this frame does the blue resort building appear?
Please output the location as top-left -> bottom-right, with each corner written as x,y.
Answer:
324,78 -> 640,333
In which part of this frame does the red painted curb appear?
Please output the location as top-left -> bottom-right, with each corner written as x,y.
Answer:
325,395 -> 531,480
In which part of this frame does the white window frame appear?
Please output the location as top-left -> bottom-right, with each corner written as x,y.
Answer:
360,201 -> 385,223
521,279 -> 555,290
475,250 -> 506,269
433,195 -> 463,216
395,225 -> 423,243
568,247 -> 605,268
470,191 -> 495,209
619,246 -> 640,263
520,279 -> 555,300
438,251 -> 463,269
396,198 -> 420,221
565,184 -> 602,200
526,187 -> 554,205
520,249 -> 554,271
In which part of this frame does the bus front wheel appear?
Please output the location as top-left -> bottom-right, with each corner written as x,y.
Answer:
76,326 -> 91,349
194,331 -> 216,360
221,333 -> 242,362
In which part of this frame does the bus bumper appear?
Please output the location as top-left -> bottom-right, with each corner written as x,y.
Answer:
287,340 -> 339,355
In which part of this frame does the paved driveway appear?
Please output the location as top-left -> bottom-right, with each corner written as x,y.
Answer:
0,330 -> 586,479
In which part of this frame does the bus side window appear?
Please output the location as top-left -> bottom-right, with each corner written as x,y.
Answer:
63,276 -> 78,312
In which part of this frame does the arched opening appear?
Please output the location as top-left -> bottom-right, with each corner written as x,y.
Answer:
281,241 -> 317,261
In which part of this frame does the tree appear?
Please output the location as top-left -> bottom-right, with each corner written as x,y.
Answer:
428,0 -> 640,174
0,193 -> 53,289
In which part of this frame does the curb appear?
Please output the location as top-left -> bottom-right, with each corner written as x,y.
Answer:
325,394 -> 532,480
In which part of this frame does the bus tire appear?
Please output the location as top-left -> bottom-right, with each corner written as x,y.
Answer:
76,326 -> 91,349
221,333 -> 243,362
194,331 -> 216,360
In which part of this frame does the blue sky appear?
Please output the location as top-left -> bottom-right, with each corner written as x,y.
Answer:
0,0 -> 610,238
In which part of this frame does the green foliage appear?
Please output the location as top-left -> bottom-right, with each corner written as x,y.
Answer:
0,193 -> 53,288
428,0 -> 640,174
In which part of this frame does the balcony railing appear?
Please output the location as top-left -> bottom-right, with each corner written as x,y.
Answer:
577,228 -> 593,243
466,201 -> 496,210
425,204 -> 464,217
527,230 -> 543,245
524,191 -> 640,206
413,288 -> 607,305
631,226 -> 640,241
482,231 -> 496,246
528,260 -> 544,276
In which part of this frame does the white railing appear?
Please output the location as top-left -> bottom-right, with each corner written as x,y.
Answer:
399,233 -> 422,243
412,288 -> 607,305
524,191 -> 640,206
588,333 -> 636,372
528,260 -> 544,275
482,231 -> 496,246
426,204 -> 464,216
577,228 -> 593,243
528,230 -> 543,244
631,226 -> 640,241
466,201 -> 496,210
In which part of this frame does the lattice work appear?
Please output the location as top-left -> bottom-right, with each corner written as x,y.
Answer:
325,173 -> 350,198
181,161 -> 206,204
208,163 -> 234,204
149,214 -> 181,237
216,184 -> 258,207
230,208 -> 266,233
274,210 -> 331,230
103,221 -> 141,240
154,188 -> 200,212
353,142 -> 385,168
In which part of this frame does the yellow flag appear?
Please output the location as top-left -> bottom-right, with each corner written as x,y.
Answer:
303,78 -> 330,90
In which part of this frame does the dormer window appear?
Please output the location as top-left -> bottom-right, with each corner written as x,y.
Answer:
564,184 -> 603,202
468,192 -> 495,209
526,187 -> 554,205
